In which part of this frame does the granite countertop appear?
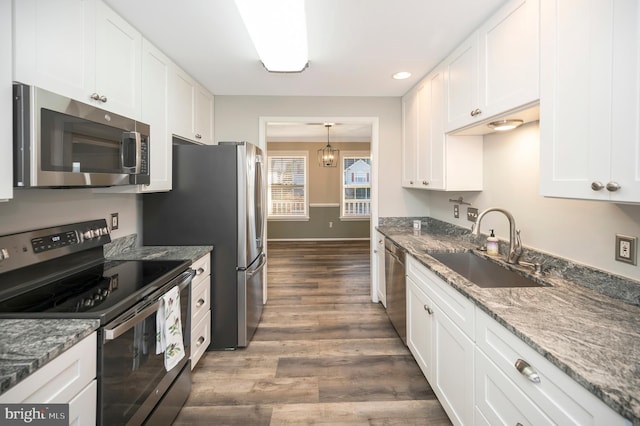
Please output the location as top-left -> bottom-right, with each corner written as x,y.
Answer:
377,224 -> 640,424
107,245 -> 212,263
0,319 -> 99,396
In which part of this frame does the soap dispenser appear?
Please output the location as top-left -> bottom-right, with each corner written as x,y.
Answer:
486,229 -> 499,256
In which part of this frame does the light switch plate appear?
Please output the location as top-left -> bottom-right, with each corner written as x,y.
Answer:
615,234 -> 636,265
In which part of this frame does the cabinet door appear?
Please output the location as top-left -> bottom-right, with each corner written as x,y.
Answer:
432,305 -> 475,426
140,39 -> 172,192
401,87 -> 419,187
13,0 -> 95,102
94,0 -> 141,118
1,0 -> 12,201
424,67 -> 447,190
540,0 -> 640,202
170,66 -> 196,141
375,232 -> 386,307
194,85 -> 215,145
445,33 -> 480,132
480,0 -> 539,115
406,276 -> 434,382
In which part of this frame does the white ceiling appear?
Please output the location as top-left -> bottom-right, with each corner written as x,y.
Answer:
104,0 -> 507,140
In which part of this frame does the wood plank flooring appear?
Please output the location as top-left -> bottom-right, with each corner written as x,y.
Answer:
173,241 -> 452,425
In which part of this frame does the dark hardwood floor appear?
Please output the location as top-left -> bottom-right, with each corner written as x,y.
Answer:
173,241 -> 452,425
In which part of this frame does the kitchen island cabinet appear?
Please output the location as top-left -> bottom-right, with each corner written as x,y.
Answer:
13,0 -> 142,119
540,0 -> 640,203
445,0 -> 540,133
190,253 -> 212,369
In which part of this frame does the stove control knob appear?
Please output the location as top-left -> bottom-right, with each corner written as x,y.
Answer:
0,248 -> 9,261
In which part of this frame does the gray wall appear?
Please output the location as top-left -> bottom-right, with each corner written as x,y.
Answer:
268,206 -> 369,240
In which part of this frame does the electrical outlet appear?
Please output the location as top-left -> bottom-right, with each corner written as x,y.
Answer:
467,207 -> 478,222
111,213 -> 119,230
615,234 -> 636,265
453,205 -> 459,218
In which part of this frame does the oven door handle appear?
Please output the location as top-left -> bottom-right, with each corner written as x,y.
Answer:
103,270 -> 193,342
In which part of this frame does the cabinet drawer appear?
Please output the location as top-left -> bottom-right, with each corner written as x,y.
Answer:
0,332 -> 96,403
191,275 -> 211,325
476,309 -> 628,425
191,253 -> 211,287
475,348 -> 553,425
407,255 -> 475,339
68,379 -> 97,426
190,310 -> 211,369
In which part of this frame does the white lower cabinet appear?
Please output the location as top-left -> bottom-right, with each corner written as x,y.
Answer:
0,333 -> 97,425
406,255 -> 630,425
406,256 -> 475,426
475,309 -> 630,426
374,231 -> 386,307
190,253 -> 212,369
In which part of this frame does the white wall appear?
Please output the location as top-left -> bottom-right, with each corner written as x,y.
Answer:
0,190 -> 139,239
215,95 -> 424,219
422,121 -> 640,281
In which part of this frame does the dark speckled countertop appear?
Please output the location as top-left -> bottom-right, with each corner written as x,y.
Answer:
378,220 -> 640,424
0,319 -> 99,395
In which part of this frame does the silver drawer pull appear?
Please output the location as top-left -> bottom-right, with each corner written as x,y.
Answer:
196,336 -> 205,346
515,358 -> 541,383
423,305 -> 433,315
196,267 -> 206,276
196,298 -> 206,308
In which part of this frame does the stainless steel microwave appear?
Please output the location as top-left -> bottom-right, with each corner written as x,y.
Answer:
13,83 -> 150,188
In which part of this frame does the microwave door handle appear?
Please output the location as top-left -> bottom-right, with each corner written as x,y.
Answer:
121,131 -> 142,174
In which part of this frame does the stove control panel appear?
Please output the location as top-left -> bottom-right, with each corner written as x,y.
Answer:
0,219 -> 111,274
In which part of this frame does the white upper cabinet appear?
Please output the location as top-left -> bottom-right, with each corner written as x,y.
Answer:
13,0 -> 141,119
539,0 -> 640,203
402,65 -> 483,191
170,66 -> 215,145
1,0 -> 12,201
445,0 -> 540,133
93,0 -> 141,118
139,39 -> 172,192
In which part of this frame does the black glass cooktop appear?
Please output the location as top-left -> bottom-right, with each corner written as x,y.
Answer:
0,259 -> 189,323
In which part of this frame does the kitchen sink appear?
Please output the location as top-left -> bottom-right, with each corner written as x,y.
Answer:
430,252 -> 546,288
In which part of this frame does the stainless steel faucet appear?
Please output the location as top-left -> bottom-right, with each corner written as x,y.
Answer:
472,207 -> 523,264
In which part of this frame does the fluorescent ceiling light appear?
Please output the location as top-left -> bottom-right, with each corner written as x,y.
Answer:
234,0 -> 309,73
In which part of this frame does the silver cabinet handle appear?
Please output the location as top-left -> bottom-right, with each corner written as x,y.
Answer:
606,181 -> 621,192
409,180 -> 414,185
515,358 -> 541,383
422,180 -> 429,186
196,267 -> 206,276
195,133 -> 202,139
90,93 -> 100,100
196,298 -> 206,308
196,336 -> 205,346
99,95 -> 107,103
423,305 -> 433,315
470,108 -> 482,117
591,181 -> 605,191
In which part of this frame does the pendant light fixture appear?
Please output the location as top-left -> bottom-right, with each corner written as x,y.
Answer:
317,124 -> 340,167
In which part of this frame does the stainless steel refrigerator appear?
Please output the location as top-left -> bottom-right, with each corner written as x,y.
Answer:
143,141 -> 266,350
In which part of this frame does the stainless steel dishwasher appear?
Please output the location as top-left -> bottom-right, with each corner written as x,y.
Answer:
384,238 -> 406,345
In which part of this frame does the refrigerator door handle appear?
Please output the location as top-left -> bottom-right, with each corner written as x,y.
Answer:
246,253 -> 267,278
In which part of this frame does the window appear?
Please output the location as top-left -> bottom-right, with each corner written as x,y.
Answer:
267,152 -> 308,219
341,152 -> 371,219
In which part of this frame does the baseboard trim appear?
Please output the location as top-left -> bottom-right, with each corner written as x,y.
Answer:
267,238 -> 370,242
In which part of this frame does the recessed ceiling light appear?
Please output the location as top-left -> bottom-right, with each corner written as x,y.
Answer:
392,71 -> 412,80
487,119 -> 524,131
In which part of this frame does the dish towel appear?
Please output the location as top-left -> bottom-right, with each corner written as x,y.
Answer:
156,286 -> 185,372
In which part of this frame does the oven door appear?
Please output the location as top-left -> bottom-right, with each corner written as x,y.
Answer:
98,271 -> 192,426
